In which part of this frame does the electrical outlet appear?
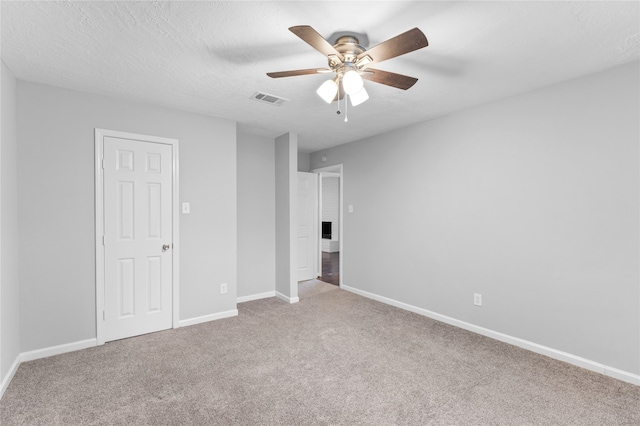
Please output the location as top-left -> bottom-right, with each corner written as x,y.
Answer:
220,283 -> 228,294
474,293 -> 482,307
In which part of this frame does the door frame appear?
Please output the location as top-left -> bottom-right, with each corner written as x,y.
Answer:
311,164 -> 343,287
94,128 -> 180,345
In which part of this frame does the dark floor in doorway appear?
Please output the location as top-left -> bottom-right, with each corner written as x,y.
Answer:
320,251 -> 339,285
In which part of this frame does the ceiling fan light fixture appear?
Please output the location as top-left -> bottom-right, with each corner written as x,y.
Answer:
349,86 -> 369,106
343,70 -> 364,95
316,79 -> 338,103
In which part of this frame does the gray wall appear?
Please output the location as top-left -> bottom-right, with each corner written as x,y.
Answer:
1,61 -> 20,382
237,132 -> 275,298
275,133 -> 297,300
297,152 -> 310,172
310,61 -> 640,375
322,176 -> 339,241
17,81 -> 237,352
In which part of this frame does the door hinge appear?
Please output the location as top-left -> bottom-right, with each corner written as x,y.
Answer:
102,235 -> 105,245
101,158 -> 104,169
103,310 -> 106,321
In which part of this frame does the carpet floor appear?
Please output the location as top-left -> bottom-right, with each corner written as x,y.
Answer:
1,280 -> 638,425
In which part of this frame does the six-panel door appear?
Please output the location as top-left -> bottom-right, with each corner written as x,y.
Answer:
103,136 -> 173,342
297,172 -> 318,281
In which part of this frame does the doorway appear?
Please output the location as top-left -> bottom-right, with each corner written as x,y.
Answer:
95,129 -> 180,345
312,165 -> 343,287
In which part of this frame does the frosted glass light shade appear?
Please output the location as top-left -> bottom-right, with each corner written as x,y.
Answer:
343,70 -> 364,95
316,79 -> 338,103
349,86 -> 369,106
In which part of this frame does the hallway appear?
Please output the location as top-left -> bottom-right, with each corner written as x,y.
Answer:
319,251 -> 339,286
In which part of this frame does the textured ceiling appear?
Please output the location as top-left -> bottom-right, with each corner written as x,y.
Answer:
2,1 -> 639,153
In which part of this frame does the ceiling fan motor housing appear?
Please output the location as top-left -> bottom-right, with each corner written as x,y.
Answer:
331,35 -> 369,76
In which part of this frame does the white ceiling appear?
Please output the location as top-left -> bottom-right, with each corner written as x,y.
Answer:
2,1 -> 639,153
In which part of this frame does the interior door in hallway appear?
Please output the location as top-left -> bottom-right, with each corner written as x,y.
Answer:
297,172 -> 318,281
102,136 -> 173,342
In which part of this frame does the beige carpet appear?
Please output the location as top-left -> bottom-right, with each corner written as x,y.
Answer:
1,280 -> 638,425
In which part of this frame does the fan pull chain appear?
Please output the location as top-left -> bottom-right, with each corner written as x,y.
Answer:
344,94 -> 349,122
336,80 -> 341,117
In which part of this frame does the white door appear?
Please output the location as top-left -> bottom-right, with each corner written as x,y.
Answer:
297,172 -> 318,281
103,136 -> 173,342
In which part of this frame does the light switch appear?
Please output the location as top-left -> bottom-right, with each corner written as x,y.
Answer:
182,202 -> 190,214
348,204 -> 354,213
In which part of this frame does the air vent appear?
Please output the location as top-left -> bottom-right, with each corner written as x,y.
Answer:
251,92 -> 289,106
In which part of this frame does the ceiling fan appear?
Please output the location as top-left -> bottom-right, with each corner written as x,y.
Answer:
267,25 -> 428,109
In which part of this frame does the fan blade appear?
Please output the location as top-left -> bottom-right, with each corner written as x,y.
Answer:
289,26 -> 345,61
361,69 -> 418,90
267,68 -> 330,78
357,28 -> 428,66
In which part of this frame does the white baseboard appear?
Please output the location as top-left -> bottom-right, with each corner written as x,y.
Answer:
2,311 -> 239,400
178,309 -> 238,327
237,291 -> 276,303
0,355 -> 21,399
604,365 -> 640,385
276,291 -> 299,304
342,284 -> 640,386
21,338 -> 97,363
2,338 -> 98,400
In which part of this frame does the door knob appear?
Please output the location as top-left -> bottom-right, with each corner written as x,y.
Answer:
162,244 -> 171,251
